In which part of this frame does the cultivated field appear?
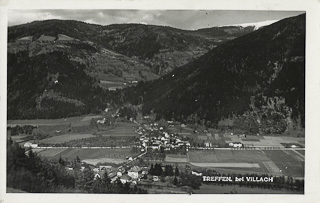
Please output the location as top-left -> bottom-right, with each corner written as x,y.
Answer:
7,115 -> 97,127
81,158 -> 125,165
39,133 -> 95,144
165,154 -> 189,163
38,148 -> 68,157
263,150 -> 304,177
188,150 -> 270,163
98,122 -> 139,137
187,149 -> 305,177
190,162 -> 260,168
38,148 -> 136,164
10,135 -> 31,143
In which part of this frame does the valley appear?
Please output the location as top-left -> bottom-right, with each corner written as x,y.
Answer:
7,13 -> 305,194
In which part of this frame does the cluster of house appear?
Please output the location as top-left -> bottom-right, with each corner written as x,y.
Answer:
228,142 -> 243,148
64,162 -> 151,184
135,122 -> 191,152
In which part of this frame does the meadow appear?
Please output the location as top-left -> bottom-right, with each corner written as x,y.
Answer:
39,134 -> 95,144
38,148 -> 137,164
165,154 -> 189,163
187,149 -> 305,177
263,150 -> 304,177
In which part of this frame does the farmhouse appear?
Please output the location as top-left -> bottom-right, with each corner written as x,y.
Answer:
128,166 -> 141,179
97,118 -> 106,124
24,142 -> 38,148
149,144 -> 160,150
94,173 -> 101,180
229,142 -> 243,148
153,176 -> 159,182
204,141 -> 212,148
120,174 -> 131,184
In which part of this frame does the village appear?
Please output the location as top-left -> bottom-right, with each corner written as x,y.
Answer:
19,112 -> 304,193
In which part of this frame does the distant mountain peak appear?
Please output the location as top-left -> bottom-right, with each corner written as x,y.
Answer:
228,19 -> 279,30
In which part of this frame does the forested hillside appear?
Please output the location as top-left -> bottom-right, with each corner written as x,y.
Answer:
7,19 -> 255,119
131,14 -> 305,133
7,51 -> 118,119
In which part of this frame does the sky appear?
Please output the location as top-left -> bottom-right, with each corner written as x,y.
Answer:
8,10 -> 305,30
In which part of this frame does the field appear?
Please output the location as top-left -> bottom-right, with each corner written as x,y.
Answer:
7,115 -> 98,127
188,150 -> 270,163
263,150 -> 304,177
39,133 -> 95,144
187,149 -> 304,177
37,125 -> 71,135
165,154 -> 189,163
37,148 -> 68,157
10,135 -> 32,143
190,163 -> 260,168
97,122 -> 139,137
37,148 -> 136,164
8,116 -> 81,126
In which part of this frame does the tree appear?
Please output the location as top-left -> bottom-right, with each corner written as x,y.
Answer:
154,163 -> 163,176
149,164 -> 154,175
165,165 -> 174,176
175,166 -> 180,177
173,176 -> 178,185
58,155 -> 65,166
83,168 -> 94,182
76,155 -> 81,163
102,171 -> 111,191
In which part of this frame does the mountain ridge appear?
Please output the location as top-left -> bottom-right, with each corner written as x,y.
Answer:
133,13 -> 305,134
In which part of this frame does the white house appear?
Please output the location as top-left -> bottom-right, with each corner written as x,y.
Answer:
93,168 -> 100,173
233,142 -> 243,148
94,173 -> 101,180
128,166 -> 141,179
120,174 -> 131,184
204,141 -> 212,148
153,176 -> 159,182
24,142 -> 38,148
97,118 -> 106,124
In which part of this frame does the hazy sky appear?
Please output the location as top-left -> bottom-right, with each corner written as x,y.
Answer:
8,10 -> 304,30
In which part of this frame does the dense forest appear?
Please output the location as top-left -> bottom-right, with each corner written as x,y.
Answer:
7,51 -> 124,119
123,14 -> 305,132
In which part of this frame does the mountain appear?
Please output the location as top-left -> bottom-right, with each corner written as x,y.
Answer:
227,19 -> 279,30
135,14 -> 305,134
8,20 -> 255,76
7,19 -> 256,119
